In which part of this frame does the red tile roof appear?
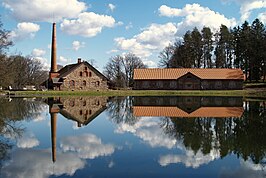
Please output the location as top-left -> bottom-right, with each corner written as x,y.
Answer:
133,106 -> 244,118
134,68 -> 244,80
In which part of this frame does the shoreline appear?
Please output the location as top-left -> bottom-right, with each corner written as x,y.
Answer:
1,88 -> 265,99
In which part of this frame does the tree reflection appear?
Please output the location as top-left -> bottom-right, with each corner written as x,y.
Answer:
126,96 -> 266,165
107,96 -> 138,125
164,101 -> 266,164
0,97 -> 46,168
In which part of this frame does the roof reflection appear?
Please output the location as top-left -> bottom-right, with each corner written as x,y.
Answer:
133,96 -> 244,118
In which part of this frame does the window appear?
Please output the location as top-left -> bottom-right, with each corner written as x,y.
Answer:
79,110 -> 82,115
83,80 -> 86,86
84,67 -> 88,71
83,101 -> 86,106
84,71 -> 88,77
69,80 -> 75,87
79,72 -> 83,77
89,72 -> 92,77
96,81 -> 100,86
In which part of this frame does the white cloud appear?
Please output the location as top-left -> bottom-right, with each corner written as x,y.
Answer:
2,0 -> 87,22
59,56 -> 70,64
240,1 -> 266,21
258,12 -> 266,23
108,3 -> 116,12
31,48 -> 49,70
1,149 -> 85,178
159,148 -> 220,168
17,133 -> 40,148
222,0 -> 266,21
72,40 -> 85,51
32,48 -> 46,57
60,133 -> 115,159
114,23 -> 177,58
10,22 -> 40,41
219,158 -> 265,178
60,12 -> 116,37
142,59 -> 157,68
115,117 -> 177,149
158,4 -> 236,34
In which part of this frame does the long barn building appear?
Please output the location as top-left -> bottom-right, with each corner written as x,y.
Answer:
133,68 -> 244,90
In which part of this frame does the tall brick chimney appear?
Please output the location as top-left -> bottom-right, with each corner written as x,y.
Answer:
51,23 -> 57,73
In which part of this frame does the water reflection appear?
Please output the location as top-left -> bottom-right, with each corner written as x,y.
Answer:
133,96 -> 244,117
0,97 -> 45,168
0,96 -> 265,178
109,96 -> 265,169
46,96 -> 109,162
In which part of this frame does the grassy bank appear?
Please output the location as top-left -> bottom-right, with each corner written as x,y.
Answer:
2,88 -> 265,99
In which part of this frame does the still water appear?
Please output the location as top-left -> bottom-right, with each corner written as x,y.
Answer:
0,96 -> 265,178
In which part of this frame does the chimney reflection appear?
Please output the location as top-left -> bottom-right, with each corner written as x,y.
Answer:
133,96 -> 244,118
47,96 -> 108,162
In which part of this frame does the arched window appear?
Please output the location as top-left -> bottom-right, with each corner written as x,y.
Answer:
84,71 -> 88,77
70,80 -> 75,87
83,80 -> 86,86
83,101 -> 86,106
79,71 -> 83,77
84,67 -> 88,71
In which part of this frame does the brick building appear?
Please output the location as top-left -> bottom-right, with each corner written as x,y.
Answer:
133,68 -> 244,90
49,58 -> 108,90
47,23 -> 108,90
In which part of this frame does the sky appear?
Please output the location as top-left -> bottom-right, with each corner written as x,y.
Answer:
1,0 -> 266,72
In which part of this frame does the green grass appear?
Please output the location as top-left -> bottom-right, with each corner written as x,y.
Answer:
2,88 -> 265,99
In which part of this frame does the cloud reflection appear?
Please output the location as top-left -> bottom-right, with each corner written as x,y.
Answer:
159,149 -> 220,168
115,117 -> 176,149
17,133 -> 39,148
60,133 -> 115,159
1,149 -> 85,178
219,158 -> 266,178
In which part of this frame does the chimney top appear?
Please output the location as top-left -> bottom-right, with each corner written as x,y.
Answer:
78,58 -> 82,64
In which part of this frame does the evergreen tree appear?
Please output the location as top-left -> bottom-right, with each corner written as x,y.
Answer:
250,19 -> 265,81
201,27 -> 213,68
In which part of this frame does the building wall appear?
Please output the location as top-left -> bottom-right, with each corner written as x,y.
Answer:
59,96 -> 108,125
60,63 -> 108,90
133,79 -> 243,90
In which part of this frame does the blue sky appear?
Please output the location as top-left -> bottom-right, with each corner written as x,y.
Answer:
1,0 -> 266,72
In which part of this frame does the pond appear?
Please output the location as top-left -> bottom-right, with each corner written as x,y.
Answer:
0,96 -> 265,178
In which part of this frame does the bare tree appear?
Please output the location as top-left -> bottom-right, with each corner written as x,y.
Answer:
121,53 -> 146,87
104,53 -> 146,89
158,44 -> 175,68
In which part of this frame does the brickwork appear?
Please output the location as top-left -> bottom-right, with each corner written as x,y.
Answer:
59,96 -> 108,125
59,63 -> 108,91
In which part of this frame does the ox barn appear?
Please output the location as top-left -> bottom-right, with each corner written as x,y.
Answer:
133,68 -> 244,90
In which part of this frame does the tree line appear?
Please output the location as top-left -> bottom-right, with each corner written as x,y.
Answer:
0,20 -> 48,89
1,18 -> 265,90
103,53 -> 146,88
159,19 -> 266,82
